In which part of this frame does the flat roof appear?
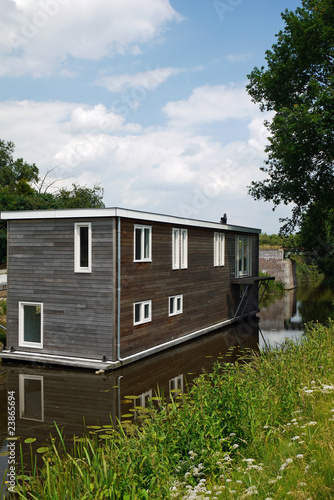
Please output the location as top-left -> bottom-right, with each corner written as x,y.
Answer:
0,207 -> 261,234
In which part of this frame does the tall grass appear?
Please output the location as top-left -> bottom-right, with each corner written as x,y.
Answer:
11,321 -> 334,499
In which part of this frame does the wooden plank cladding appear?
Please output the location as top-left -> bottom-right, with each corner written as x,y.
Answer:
0,208 -> 260,369
6,218 -> 115,361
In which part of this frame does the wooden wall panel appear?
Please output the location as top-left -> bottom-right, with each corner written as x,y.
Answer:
6,218 -> 115,361
119,218 -> 259,357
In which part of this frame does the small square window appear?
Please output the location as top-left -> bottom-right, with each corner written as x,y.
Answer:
169,295 -> 183,316
134,300 -> 152,325
134,225 -> 152,262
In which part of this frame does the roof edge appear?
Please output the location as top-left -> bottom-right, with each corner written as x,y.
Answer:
0,207 -> 261,234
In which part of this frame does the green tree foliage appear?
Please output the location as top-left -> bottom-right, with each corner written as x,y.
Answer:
259,233 -> 301,249
247,0 -> 334,279
0,138 -> 105,265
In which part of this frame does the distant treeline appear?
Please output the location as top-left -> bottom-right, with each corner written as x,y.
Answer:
259,233 -> 301,249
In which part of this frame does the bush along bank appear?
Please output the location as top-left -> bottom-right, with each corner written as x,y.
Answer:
12,321 -> 334,500
291,255 -> 324,287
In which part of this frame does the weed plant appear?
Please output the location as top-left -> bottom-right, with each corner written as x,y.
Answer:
10,321 -> 334,499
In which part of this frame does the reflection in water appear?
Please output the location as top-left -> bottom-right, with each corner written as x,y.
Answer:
0,318 -> 259,491
19,375 -> 44,422
258,286 -> 334,349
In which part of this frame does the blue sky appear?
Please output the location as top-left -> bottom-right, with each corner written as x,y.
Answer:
0,0 -> 302,232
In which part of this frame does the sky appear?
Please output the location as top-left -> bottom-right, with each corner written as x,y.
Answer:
0,0 -> 302,233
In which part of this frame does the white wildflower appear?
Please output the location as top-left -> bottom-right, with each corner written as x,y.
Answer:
291,435 -> 300,441
296,454 -> 304,459
308,421 -> 317,426
232,444 -> 239,449
244,485 -> 258,496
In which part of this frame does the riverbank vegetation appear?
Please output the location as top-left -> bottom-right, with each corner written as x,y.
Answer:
12,320 -> 334,499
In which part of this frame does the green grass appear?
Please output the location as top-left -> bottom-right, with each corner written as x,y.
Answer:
7,321 -> 334,499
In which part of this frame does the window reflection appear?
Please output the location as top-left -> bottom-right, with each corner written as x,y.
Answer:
19,375 -> 44,421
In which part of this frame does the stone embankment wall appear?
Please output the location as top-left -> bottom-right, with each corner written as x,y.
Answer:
259,248 -> 296,289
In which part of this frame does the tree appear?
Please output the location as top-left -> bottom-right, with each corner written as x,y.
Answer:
246,0 -> 334,279
0,139 -> 105,264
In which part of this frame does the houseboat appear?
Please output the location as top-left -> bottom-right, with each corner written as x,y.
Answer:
0,208 -> 262,370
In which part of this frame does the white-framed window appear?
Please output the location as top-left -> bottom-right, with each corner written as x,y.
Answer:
74,222 -> 92,272
235,236 -> 252,278
134,225 -> 152,262
214,232 -> 225,266
19,374 -> 44,422
172,228 -> 188,269
169,294 -> 183,316
19,302 -> 43,348
134,300 -> 152,325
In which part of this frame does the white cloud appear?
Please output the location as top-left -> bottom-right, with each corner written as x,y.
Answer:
225,53 -> 251,63
163,84 -> 259,128
0,0 -> 181,77
0,93 -> 286,232
96,67 -> 183,93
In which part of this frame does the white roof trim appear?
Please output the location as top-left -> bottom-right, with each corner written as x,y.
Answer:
0,207 -> 261,233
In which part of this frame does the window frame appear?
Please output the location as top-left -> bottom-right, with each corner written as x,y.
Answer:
133,300 -> 152,325
74,222 -> 92,273
18,301 -> 43,349
214,232 -> 225,267
134,225 -> 152,262
235,236 -> 252,278
169,294 -> 183,317
172,228 -> 188,269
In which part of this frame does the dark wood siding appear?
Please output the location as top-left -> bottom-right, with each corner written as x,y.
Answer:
7,218 -> 115,361
118,218 -> 259,357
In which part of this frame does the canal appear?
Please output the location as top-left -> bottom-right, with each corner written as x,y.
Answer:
1,285 -> 333,496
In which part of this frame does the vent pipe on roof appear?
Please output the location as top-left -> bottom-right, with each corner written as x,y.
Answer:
220,213 -> 227,224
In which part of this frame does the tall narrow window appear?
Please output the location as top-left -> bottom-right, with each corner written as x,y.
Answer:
172,229 -> 180,269
172,228 -> 188,269
134,225 -> 152,262
235,236 -> 252,277
214,232 -> 225,266
19,302 -> 43,348
134,300 -> 152,325
75,223 -> 92,272
180,229 -> 188,269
